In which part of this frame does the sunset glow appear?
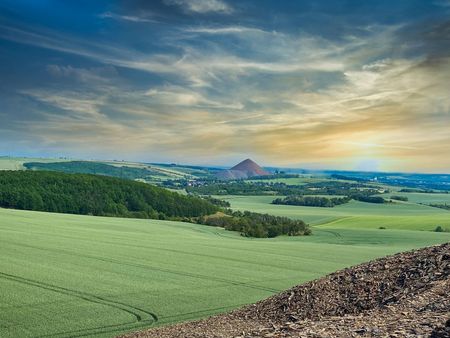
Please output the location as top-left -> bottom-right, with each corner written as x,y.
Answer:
0,1 -> 449,172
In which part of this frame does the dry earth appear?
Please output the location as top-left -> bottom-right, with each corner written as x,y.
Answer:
120,243 -> 450,338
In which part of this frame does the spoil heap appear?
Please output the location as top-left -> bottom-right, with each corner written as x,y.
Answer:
216,159 -> 270,180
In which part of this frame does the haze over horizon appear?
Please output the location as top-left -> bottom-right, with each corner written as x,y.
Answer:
1,1 -> 449,172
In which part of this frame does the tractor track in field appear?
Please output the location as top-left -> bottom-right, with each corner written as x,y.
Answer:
121,243 -> 450,338
1,228 -> 302,273
315,229 -> 342,238
0,272 -> 158,338
2,240 -> 282,294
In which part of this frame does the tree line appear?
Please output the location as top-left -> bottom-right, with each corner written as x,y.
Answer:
196,210 -> 311,238
390,195 -> 409,201
349,193 -> 385,204
0,171 -> 217,219
272,196 -> 351,207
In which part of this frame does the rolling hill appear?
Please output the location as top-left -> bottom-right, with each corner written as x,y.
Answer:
1,207 -> 449,338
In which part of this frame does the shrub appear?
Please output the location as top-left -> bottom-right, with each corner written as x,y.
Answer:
390,195 -> 408,201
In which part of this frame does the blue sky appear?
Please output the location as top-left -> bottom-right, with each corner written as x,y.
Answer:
0,0 -> 449,171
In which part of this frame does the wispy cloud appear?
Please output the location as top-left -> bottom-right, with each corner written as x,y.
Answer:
163,0 -> 233,14
46,65 -> 118,84
1,3 -> 449,170
184,26 -> 266,34
99,11 -> 157,23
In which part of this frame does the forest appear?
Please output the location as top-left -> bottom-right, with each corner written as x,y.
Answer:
0,171 -> 217,219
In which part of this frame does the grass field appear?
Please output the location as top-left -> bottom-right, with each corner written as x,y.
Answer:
0,157 -> 193,185
0,157 -> 68,170
1,207 -> 449,338
218,195 -> 450,230
381,192 -> 450,204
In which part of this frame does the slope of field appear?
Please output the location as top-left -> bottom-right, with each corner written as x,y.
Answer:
0,157 -> 69,170
0,157 -> 198,184
127,243 -> 449,337
219,195 -> 450,230
24,161 -> 169,180
381,191 -> 450,204
1,208 -> 449,337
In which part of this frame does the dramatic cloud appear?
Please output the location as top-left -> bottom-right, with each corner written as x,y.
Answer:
0,1 -> 449,171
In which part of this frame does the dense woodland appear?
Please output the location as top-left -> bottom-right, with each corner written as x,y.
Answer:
0,171 -> 311,238
24,161 -> 167,180
272,196 -> 351,207
197,211 -> 310,238
0,171 -> 217,219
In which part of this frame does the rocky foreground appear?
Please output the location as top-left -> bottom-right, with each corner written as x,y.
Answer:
121,243 -> 450,338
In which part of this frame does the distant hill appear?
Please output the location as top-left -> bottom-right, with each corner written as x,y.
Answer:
24,161 -> 167,180
216,159 -> 270,180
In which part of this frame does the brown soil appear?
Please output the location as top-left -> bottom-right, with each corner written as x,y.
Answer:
119,243 -> 449,338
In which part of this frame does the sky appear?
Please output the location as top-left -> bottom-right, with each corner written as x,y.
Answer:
0,0 -> 449,172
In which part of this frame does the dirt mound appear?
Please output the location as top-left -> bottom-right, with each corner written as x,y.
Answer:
120,243 -> 450,338
216,159 -> 270,180
230,159 -> 270,176
215,169 -> 249,180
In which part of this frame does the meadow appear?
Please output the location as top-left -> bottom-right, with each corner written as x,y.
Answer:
0,157 -> 193,184
381,191 -> 450,204
218,195 -> 450,230
1,207 -> 449,338
0,157 -> 69,171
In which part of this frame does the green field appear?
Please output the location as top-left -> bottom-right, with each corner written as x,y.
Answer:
0,157 -> 70,171
381,192 -> 450,204
1,207 -> 449,337
0,157 -> 195,185
218,195 -> 450,230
